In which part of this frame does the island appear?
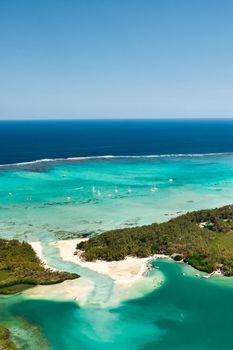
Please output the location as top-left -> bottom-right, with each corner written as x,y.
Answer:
76,204 -> 233,276
0,240 -> 79,349
0,239 -> 79,295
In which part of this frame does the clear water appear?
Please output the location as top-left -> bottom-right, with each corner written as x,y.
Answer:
1,155 -> 233,349
4,261 -> 233,350
1,119 -> 233,164
1,156 -> 233,241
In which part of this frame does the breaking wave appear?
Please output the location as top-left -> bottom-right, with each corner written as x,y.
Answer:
0,152 -> 232,168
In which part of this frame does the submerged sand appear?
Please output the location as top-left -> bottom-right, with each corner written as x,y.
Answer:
27,240 -> 165,306
29,241 -> 55,270
54,238 -> 157,286
53,239 -> 166,305
24,277 -> 94,306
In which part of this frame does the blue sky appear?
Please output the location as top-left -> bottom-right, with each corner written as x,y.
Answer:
0,0 -> 233,119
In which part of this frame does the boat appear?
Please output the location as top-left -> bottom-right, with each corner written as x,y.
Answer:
150,187 -> 158,192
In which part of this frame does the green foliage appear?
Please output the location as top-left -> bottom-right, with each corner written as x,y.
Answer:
0,240 -> 79,294
77,204 -> 233,275
0,325 -> 17,350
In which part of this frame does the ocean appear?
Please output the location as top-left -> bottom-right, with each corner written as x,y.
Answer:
1,119 -> 233,349
1,118 -> 233,165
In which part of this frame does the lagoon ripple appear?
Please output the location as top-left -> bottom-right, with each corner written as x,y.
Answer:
1,155 -> 233,349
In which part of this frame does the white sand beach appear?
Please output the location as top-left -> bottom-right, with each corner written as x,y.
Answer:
24,277 -> 94,306
27,241 -> 94,305
53,239 -> 166,306
54,239 -> 150,285
28,239 -> 166,306
29,241 -> 56,270
53,239 -> 169,286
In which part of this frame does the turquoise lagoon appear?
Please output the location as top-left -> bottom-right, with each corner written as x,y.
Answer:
1,155 -> 233,349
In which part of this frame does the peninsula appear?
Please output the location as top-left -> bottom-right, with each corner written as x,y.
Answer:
0,239 -> 79,295
77,204 -> 233,276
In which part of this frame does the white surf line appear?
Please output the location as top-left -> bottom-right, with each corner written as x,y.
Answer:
0,152 -> 232,167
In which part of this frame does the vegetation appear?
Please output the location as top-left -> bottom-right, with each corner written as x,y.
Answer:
0,239 -> 79,294
0,325 -> 17,350
77,204 -> 233,276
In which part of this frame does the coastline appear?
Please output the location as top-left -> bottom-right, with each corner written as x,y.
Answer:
27,239 -> 166,306
27,236 -> 224,308
53,238 -> 169,286
29,241 -> 56,270
29,239 -> 223,290
27,241 -> 94,305
24,277 -> 94,305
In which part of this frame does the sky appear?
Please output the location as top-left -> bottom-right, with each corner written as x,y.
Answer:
0,0 -> 233,119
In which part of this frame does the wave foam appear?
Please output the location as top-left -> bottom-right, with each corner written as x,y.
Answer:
0,152 -> 232,167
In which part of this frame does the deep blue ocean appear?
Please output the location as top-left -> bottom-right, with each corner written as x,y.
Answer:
1,119 -> 233,164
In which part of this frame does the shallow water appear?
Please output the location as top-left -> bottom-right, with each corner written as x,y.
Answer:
1,156 -> 233,241
3,261 -> 233,350
1,156 -> 233,349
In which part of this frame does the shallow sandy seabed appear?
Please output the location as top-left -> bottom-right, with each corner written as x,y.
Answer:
26,240 -> 164,307
29,241 -> 56,270
24,277 -> 94,306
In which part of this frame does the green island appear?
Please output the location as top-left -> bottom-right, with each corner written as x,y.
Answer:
0,240 -> 79,349
0,326 -> 17,350
0,239 -> 79,295
77,204 -> 233,276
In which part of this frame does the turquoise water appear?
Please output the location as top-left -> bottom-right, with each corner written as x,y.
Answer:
4,261 -> 233,350
1,156 -> 233,241
1,155 -> 233,349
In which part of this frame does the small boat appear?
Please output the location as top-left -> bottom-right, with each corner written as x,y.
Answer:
92,186 -> 96,193
127,188 -> 132,193
8,192 -> 12,196
150,187 -> 158,192
97,190 -> 101,196
168,178 -> 174,182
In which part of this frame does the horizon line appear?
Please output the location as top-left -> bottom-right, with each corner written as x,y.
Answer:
1,117 -> 233,121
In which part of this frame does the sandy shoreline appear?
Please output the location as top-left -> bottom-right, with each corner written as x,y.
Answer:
27,240 -> 94,305
53,238 -> 167,286
27,239 -> 167,305
29,241 -> 56,270
24,276 -> 94,305
29,238 -> 169,285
